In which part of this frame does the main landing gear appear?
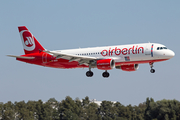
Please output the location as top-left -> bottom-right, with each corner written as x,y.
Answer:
86,64 -> 110,78
86,71 -> 93,77
102,70 -> 110,78
86,70 -> 110,78
149,62 -> 155,73
86,64 -> 93,77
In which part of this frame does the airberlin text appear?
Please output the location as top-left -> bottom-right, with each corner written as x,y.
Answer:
101,46 -> 144,56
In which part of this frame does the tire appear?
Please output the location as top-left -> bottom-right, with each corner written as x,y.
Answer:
102,72 -> 110,78
86,71 -> 93,77
150,69 -> 155,73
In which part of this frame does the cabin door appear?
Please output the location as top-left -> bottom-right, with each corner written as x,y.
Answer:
145,44 -> 151,55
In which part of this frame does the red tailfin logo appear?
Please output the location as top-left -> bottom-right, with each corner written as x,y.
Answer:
20,30 -> 35,51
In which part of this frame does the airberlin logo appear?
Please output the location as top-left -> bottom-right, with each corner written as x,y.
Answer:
20,30 -> 35,51
101,46 -> 144,56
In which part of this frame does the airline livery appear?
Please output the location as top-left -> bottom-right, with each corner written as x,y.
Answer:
8,26 -> 175,78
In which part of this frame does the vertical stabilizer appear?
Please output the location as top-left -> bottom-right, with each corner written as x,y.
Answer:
18,26 -> 45,54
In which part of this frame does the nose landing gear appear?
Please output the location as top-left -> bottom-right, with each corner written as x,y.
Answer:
149,62 -> 155,73
150,69 -> 155,73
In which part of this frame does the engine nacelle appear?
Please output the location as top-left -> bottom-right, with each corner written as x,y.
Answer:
96,59 -> 115,70
119,64 -> 139,71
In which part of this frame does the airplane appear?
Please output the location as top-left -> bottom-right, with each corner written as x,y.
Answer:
7,26 -> 175,78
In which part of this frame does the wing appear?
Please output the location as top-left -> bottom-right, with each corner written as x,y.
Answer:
44,50 -> 98,66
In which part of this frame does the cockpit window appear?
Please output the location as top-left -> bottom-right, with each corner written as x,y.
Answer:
157,47 -> 168,50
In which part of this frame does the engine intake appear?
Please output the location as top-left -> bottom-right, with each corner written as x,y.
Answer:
96,59 -> 115,70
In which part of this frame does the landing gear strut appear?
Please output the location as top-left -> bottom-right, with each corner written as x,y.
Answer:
149,62 -> 155,73
86,64 -> 93,77
102,70 -> 110,78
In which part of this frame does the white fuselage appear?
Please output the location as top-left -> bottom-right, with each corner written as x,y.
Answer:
53,43 -> 174,65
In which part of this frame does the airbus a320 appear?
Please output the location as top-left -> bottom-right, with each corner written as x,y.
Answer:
8,26 -> 175,78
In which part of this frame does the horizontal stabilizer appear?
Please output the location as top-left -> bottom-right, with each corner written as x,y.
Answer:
7,55 -> 35,59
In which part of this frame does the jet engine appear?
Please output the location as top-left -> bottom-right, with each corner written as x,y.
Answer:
116,64 -> 139,71
96,59 -> 115,70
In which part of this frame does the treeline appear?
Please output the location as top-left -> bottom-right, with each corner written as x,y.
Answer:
0,96 -> 180,120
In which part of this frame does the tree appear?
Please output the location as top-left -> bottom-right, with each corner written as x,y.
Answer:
99,101 -> 116,120
114,102 -> 127,119
47,98 -> 59,120
144,98 -> 180,120
84,102 -> 100,120
14,101 -> 34,120
26,100 -> 37,119
58,96 -> 80,120
36,100 -> 47,120
3,101 -> 15,120
82,96 -> 90,107
0,102 -> 4,119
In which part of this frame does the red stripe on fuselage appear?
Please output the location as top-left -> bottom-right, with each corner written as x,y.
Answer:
17,54 -> 169,69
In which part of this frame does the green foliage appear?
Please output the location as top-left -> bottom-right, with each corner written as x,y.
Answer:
144,98 -> 180,120
0,97 -> 180,120
99,101 -> 117,120
3,101 -> 15,120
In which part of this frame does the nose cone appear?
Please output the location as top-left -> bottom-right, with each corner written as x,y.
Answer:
166,50 -> 175,58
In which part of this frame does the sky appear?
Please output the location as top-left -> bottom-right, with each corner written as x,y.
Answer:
0,1 -> 179,106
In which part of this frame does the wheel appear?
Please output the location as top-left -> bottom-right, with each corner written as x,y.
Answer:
102,72 -> 110,78
150,69 -> 155,73
90,71 -> 93,76
86,71 -> 93,77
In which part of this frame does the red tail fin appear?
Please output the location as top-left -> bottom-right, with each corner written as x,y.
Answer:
18,26 -> 45,54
